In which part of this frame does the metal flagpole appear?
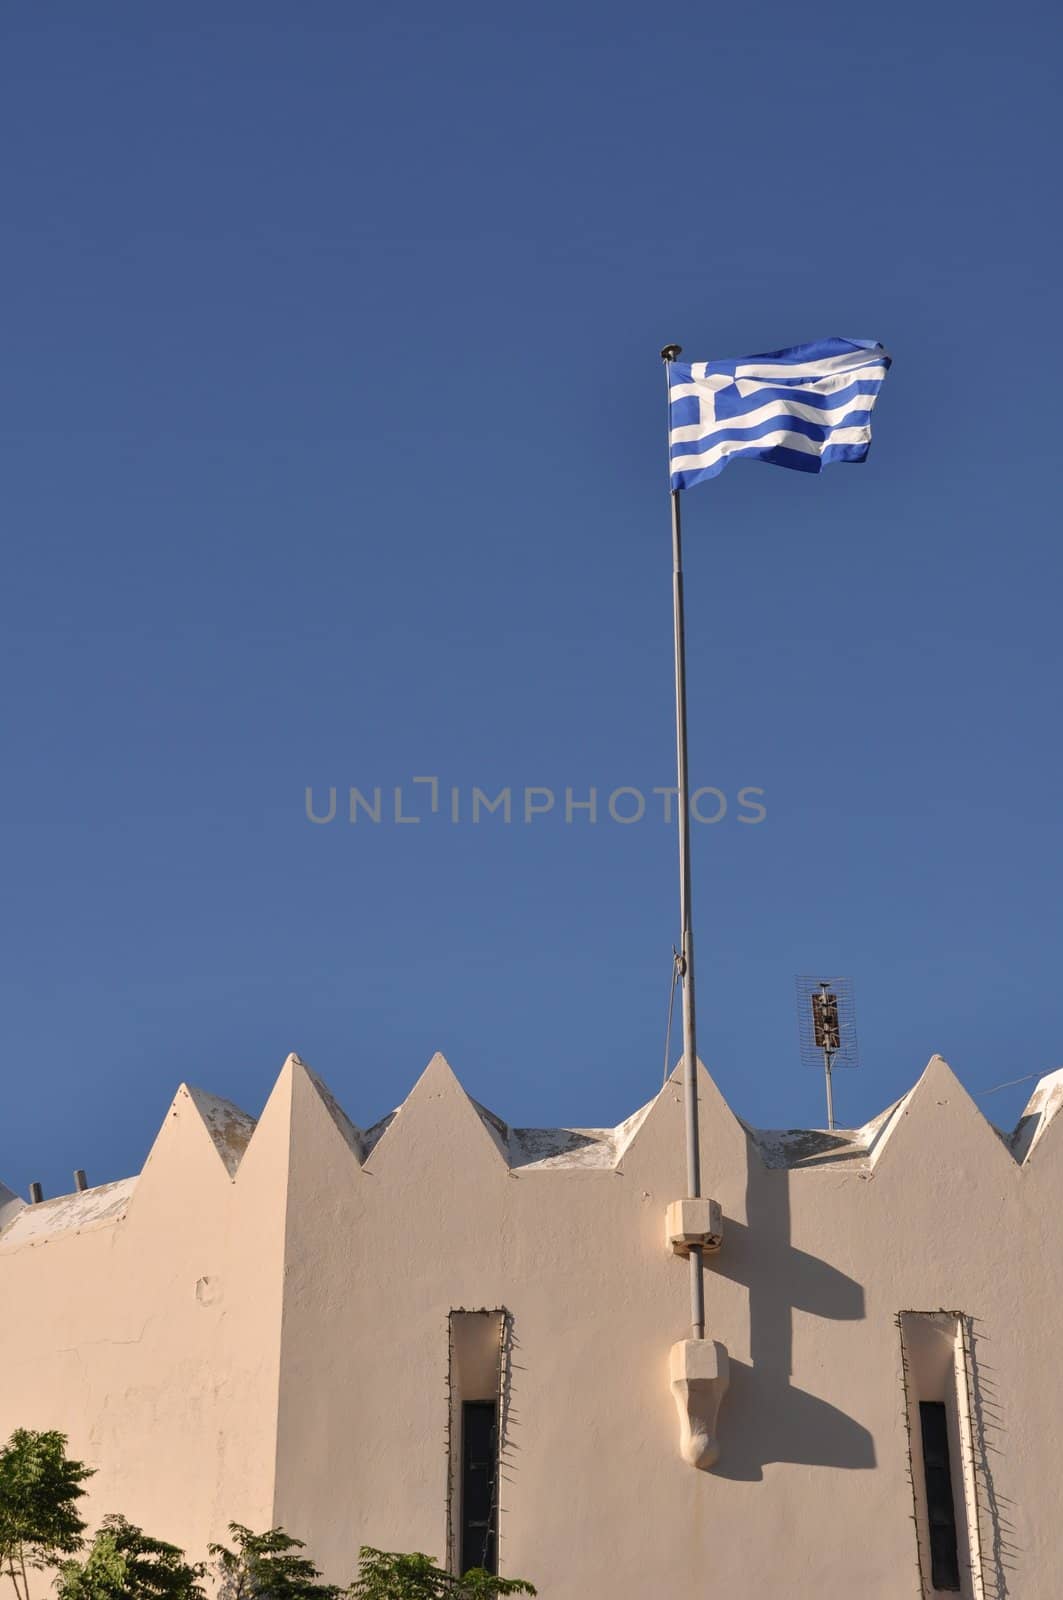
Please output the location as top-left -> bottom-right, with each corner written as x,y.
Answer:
661,342 -> 705,1343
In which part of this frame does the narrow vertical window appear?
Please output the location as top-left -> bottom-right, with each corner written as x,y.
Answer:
460,1399 -> 498,1575
899,1311 -> 984,1599
919,1401 -> 961,1591
448,1310 -> 506,1577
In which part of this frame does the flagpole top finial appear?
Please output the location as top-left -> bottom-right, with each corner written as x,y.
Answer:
661,344 -> 682,363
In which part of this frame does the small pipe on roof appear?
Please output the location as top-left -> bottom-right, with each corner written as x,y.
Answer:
28,1182 -> 43,1205
73,1170 -> 88,1193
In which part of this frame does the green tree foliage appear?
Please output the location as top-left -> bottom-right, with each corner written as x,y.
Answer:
209,1525 -> 343,1600
56,1515 -> 205,1600
0,1433 -> 538,1600
0,1430 -> 94,1600
348,1548 -> 535,1600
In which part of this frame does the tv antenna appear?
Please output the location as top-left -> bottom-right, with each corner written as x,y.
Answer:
795,976 -> 859,1130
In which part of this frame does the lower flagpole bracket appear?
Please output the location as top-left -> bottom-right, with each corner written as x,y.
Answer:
670,1337 -> 729,1469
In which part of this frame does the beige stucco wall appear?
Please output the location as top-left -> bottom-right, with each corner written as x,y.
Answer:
0,1085 -> 285,1555
1,1050 -> 1059,1597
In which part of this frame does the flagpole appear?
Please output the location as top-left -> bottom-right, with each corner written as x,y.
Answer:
661,342 -> 705,1343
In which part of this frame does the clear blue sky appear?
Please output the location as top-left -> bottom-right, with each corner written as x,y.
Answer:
4,3 -> 1061,1199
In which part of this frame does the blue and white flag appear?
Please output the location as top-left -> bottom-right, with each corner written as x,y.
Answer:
667,337 -> 891,491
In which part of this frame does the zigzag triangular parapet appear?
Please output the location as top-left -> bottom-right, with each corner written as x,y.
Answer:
366,1052 -> 510,1176
1,1049 -> 1056,1243
747,1058 -> 1050,1176
232,1053 -> 366,1188
127,1082 -> 255,1229
617,1060 -> 749,1189
255,1056 -> 372,1273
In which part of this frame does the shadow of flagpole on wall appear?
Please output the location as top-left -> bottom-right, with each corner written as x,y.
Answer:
709,1144 -> 875,1481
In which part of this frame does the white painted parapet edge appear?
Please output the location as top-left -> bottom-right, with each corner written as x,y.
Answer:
669,1338 -> 730,1470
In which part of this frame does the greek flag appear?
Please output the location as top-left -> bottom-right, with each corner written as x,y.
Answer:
667,338 -> 891,491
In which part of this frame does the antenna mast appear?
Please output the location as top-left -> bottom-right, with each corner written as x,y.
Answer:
796,975 -> 859,1130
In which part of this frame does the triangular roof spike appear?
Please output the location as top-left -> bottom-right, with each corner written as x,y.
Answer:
617,1058 -> 747,1184
1009,1066 -> 1063,1165
224,1052 -> 368,1289
366,1052 -> 510,1176
234,1048 -> 360,1194
126,1081 -> 256,1227
613,1070 -> 697,1185
867,1054 -> 1015,1178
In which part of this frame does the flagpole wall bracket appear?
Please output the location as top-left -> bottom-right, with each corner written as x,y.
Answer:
666,1197 -> 723,1257
670,1337 -> 729,1470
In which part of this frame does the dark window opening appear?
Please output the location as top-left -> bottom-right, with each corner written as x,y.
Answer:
460,1400 -> 498,1575
919,1401 -> 961,1591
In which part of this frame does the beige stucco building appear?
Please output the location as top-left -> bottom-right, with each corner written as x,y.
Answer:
1,1050 -> 1060,1597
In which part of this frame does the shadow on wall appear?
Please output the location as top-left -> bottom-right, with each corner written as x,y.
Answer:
711,1142 -> 875,1482
965,1318 -> 1019,1600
